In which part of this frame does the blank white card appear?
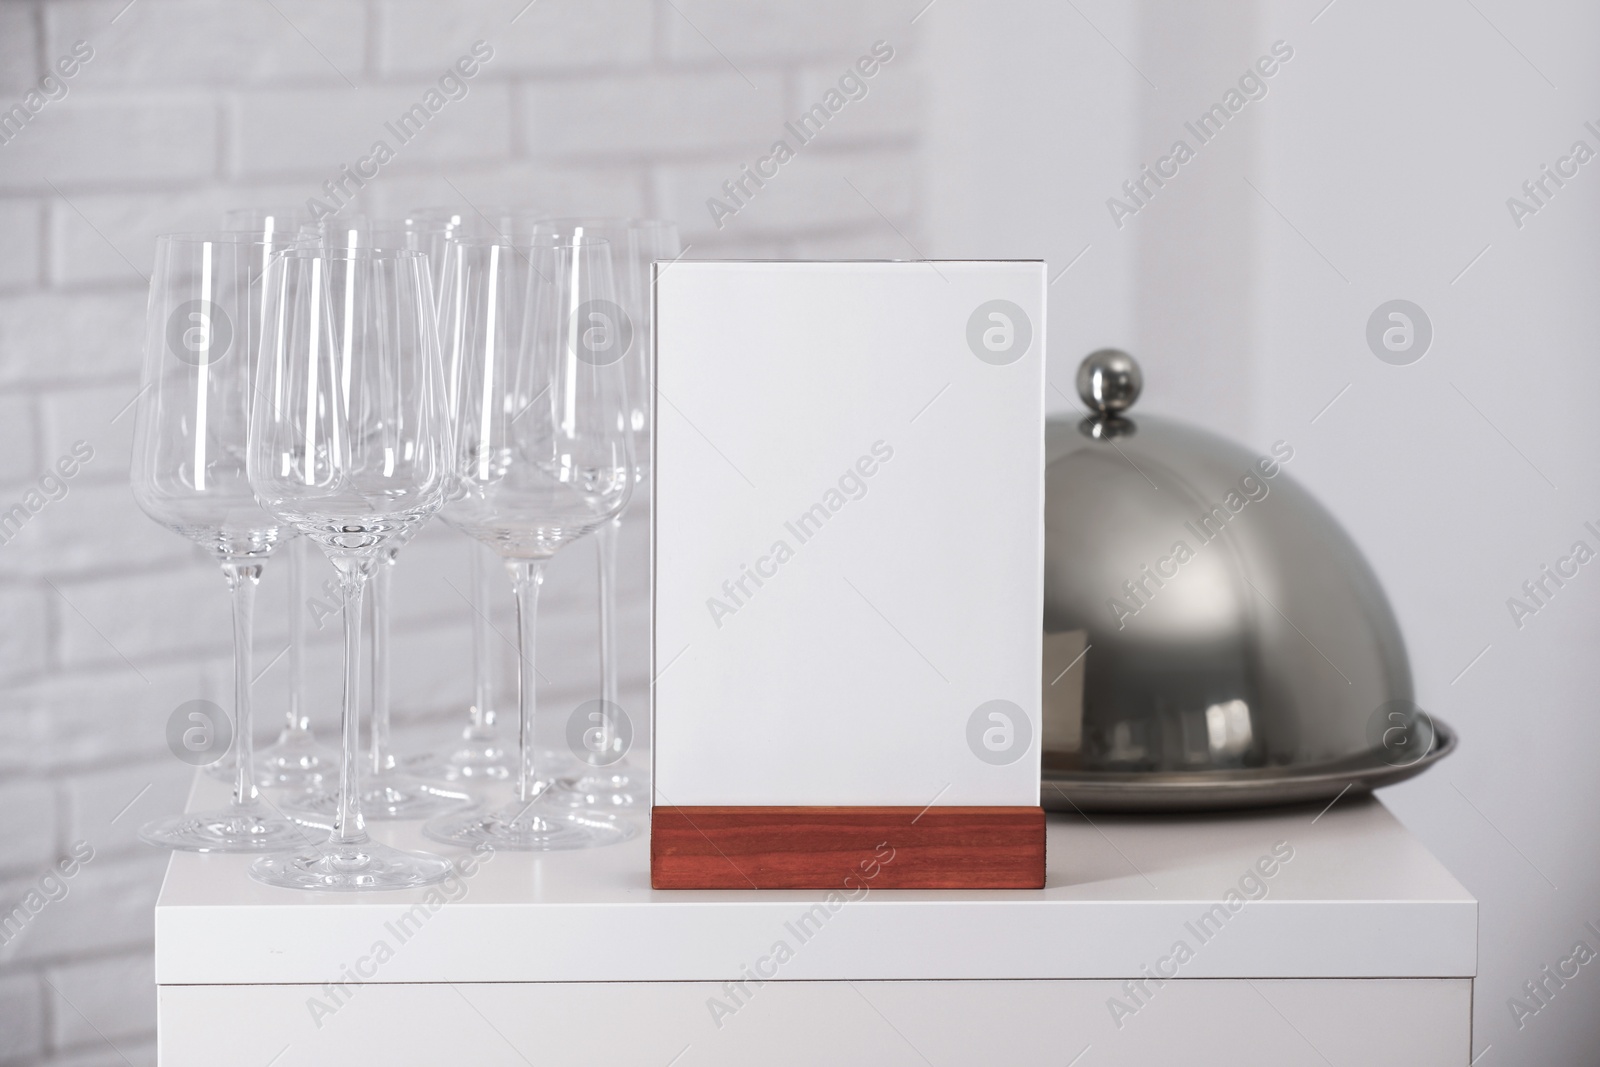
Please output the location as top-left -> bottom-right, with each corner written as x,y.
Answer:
652,261 -> 1045,807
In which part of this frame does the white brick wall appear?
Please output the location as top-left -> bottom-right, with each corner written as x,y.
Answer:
0,1 -> 924,1062
231,83 -> 517,175
519,70 -> 785,156
0,97 -> 221,188
44,1 -> 367,86
0,201 -> 41,287
0,7 -> 39,94
0,292 -> 146,383
659,0 -> 907,62
0,972 -> 44,1062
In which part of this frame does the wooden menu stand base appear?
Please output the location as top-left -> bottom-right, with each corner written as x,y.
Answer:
650,805 -> 1046,890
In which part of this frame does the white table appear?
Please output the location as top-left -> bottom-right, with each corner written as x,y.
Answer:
155,775 -> 1476,1065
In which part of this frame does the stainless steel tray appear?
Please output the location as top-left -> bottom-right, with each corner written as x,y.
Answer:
1042,719 -> 1456,813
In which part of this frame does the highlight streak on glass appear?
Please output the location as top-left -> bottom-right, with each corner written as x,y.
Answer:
303,257 -> 323,486
257,218 -> 276,344
563,232 -> 581,438
341,230 -> 357,417
193,241 -> 212,491
476,244 -> 499,484
271,255 -> 287,420
446,251 -> 465,414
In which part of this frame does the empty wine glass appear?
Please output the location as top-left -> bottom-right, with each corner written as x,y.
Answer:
247,245 -> 455,890
405,207 -> 517,784
530,218 -> 680,808
405,207 -> 487,278
402,207 -> 551,786
423,235 -> 636,851
197,218 -> 337,791
404,218 -> 532,785
409,210 -> 523,784
273,226 -> 474,824
132,233 -> 311,852
301,213 -> 469,313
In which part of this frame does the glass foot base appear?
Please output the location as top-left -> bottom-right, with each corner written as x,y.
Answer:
281,772 -> 473,824
406,735 -> 514,783
250,837 -> 454,892
209,731 -> 340,790
543,769 -> 647,809
138,802 -> 314,853
423,799 -> 636,851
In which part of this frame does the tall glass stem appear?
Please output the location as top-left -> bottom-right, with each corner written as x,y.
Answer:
596,519 -> 619,723
370,551 -> 396,775
334,565 -> 370,848
285,535 -> 310,736
469,542 -> 496,736
510,559 -> 545,805
222,559 -> 262,808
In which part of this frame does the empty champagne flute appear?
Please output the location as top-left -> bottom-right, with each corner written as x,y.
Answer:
423,235 -> 636,851
132,233 -> 310,852
531,218 -> 680,807
247,245 -> 454,890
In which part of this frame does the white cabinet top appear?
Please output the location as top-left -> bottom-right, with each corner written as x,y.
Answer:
155,776 -> 1474,985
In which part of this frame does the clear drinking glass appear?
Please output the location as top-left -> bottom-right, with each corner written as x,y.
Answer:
423,235 -> 637,851
404,214 -> 535,785
400,207 -> 517,783
404,207 -> 488,278
196,218 -> 338,791
269,219 -> 475,822
132,233 -> 311,852
246,245 -> 455,890
529,218 -> 681,808
406,207 -> 546,789
301,213 -> 468,305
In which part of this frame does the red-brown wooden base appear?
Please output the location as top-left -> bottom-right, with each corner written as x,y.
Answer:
650,805 -> 1046,890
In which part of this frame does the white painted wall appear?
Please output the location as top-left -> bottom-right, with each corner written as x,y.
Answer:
925,1 -> 1600,1062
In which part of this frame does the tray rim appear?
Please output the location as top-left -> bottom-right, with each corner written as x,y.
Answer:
1041,719 -> 1457,812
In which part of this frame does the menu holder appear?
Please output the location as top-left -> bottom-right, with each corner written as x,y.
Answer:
651,261 -> 1047,889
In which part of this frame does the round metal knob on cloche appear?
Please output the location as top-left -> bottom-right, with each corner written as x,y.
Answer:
1041,350 -> 1453,811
